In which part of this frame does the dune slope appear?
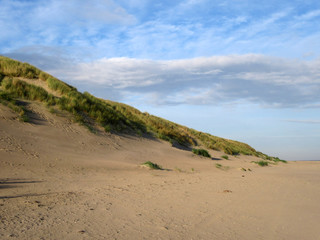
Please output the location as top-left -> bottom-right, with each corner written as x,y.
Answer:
0,56 -> 282,159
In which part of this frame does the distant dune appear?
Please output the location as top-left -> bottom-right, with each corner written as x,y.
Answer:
1,57 -> 320,239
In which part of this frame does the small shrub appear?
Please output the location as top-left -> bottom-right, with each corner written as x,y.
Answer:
253,161 -> 269,167
142,161 -> 162,170
221,155 -> 229,160
192,148 -> 211,158
216,163 -> 222,168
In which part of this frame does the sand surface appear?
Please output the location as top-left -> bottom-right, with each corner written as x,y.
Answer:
1,103 -> 320,240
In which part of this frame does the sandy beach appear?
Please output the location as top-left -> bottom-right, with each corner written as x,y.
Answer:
1,103 -> 320,240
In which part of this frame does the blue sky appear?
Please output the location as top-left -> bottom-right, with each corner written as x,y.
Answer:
1,0 -> 320,160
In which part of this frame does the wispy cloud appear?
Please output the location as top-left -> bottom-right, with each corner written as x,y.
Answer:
0,0 -> 135,54
297,9 -> 320,21
1,0 -> 320,60
285,119 -> 320,124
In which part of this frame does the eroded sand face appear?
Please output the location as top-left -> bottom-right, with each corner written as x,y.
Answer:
1,104 -> 320,240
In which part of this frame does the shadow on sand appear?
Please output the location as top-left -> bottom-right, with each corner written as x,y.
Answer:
0,178 -> 43,199
211,157 -> 223,161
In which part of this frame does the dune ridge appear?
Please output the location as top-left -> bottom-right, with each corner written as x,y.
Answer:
0,56 -> 284,160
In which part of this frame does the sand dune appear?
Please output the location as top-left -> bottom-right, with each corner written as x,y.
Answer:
1,103 -> 320,240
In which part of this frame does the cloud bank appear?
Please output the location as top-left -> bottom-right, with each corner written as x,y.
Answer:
49,54 -> 320,108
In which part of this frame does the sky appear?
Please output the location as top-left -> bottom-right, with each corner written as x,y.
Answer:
1,0 -> 320,160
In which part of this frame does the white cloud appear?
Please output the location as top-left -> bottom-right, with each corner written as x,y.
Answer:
46,54 -> 320,108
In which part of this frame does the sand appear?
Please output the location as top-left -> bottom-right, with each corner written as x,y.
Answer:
1,102 -> 320,240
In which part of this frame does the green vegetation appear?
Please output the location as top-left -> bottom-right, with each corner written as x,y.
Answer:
103,99 -> 265,156
255,152 -> 287,163
0,56 -> 283,161
189,129 -> 257,155
47,77 -> 75,95
2,77 -> 56,103
142,161 -> 162,170
104,99 -> 195,145
253,160 -> 269,167
216,163 -> 229,170
221,155 -> 229,160
251,155 -> 287,167
273,157 -> 287,163
192,148 -> 211,158
0,56 -> 40,79
0,63 -> 143,133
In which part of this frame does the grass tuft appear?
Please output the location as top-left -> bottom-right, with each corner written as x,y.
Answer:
253,160 -> 269,167
221,155 -> 229,160
142,161 -> 162,170
192,148 -> 211,158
